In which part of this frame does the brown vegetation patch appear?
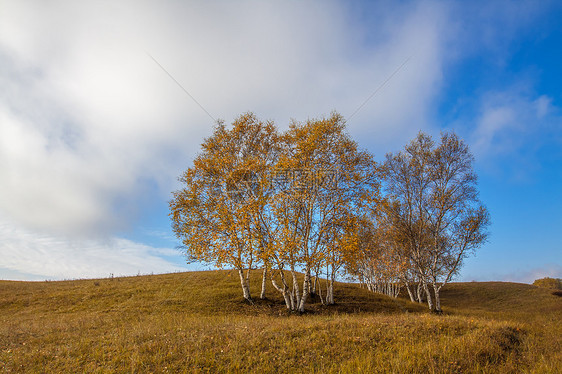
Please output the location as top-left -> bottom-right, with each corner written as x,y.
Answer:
0,273 -> 561,373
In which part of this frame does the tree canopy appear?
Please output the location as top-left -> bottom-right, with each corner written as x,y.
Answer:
170,113 -> 489,313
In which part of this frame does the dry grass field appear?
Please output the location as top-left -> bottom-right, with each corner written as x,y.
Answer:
0,270 -> 560,373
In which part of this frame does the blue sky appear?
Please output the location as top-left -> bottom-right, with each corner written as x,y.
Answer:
0,0 -> 560,282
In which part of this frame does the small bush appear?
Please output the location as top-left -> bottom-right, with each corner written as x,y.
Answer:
532,277 -> 562,290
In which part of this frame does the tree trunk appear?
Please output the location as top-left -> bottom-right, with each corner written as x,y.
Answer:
433,283 -> 442,313
312,273 -> 318,295
271,271 -> 293,310
326,277 -> 334,305
291,270 -> 301,309
297,268 -> 312,312
422,280 -> 434,311
326,264 -> 335,305
238,268 -> 252,303
405,283 -> 415,302
417,281 -> 423,303
318,277 -> 325,305
260,268 -> 267,299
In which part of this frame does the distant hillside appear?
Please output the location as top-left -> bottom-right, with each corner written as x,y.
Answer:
440,281 -> 562,315
0,270 -> 425,316
0,271 -> 560,373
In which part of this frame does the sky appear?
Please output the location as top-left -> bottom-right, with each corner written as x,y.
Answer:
0,0 -> 561,283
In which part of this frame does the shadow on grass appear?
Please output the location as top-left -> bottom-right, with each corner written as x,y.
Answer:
230,281 -> 427,317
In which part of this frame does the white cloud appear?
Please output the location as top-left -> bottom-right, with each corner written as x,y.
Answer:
467,89 -> 560,159
0,0 -> 451,241
440,86 -> 562,186
0,218 -> 188,280
2,1 -> 555,280
534,95 -> 551,119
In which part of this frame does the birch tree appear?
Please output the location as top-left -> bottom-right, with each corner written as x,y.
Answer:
383,132 -> 489,312
268,113 -> 379,312
346,214 -> 405,298
424,133 -> 490,311
170,113 -> 279,303
171,111 -> 381,311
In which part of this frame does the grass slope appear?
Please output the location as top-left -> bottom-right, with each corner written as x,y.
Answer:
0,271 -> 560,373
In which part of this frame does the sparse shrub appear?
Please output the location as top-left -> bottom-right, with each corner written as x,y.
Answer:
532,277 -> 562,290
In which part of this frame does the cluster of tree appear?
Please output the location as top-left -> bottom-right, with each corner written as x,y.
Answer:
170,112 -> 378,312
347,133 -> 490,312
533,277 -> 562,290
170,112 -> 489,313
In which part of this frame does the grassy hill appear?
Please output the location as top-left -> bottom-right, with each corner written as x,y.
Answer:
0,271 -> 560,373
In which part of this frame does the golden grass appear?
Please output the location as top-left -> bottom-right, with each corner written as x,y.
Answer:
0,271 -> 560,373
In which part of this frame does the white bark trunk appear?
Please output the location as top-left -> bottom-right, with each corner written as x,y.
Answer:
433,284 -> 442,313
297,268 -> 311,312
270,271 -> 293,310
291,270 -> 301,309
284,271 -> 296,310
312,274 -> 318,295
405,283 -> 415,302
238,269 -> 252,303
326,278 -> 334,305
318,277 -> 325,305
422,280 -> 434,311
260,268 -> 267,299
291,270 -> 304,304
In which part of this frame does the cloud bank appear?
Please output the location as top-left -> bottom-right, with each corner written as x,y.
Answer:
0,1 -> 449,237
0,218 -> 187,280
0,0 -> 559,280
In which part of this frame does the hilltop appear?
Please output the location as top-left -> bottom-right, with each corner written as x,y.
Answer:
0,271 -> 560,373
